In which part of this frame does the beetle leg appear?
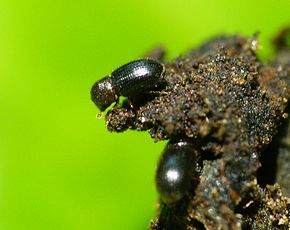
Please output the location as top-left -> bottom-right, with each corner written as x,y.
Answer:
111,96 -> 120,109
148,90 -> 168,95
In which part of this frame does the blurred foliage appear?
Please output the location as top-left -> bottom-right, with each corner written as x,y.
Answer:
0,0 -> 289,229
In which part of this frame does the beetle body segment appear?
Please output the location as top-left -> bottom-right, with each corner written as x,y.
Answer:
91,59 -> 165,111
91,77 -> 116,111
156,140 -> 197,204
111,59 -> 165,96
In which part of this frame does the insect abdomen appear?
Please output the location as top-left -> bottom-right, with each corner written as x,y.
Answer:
111,59 -> 164,97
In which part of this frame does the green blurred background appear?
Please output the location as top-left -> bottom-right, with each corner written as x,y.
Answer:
0,0 -> 289,229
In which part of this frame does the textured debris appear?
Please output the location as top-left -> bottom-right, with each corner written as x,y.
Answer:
104,30 -> 290,229
243,184 -> 290,229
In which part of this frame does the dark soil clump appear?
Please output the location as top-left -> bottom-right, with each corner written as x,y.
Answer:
105,30 -> 290,229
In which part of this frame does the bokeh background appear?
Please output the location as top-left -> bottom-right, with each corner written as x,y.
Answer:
0,0 -> 289,229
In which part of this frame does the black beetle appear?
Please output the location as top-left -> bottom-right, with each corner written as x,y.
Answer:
91,59 -> 165,111
156,140 -> 198,204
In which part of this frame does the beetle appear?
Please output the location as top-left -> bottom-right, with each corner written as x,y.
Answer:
155,140 -> 199,204
91,59 -> 165,111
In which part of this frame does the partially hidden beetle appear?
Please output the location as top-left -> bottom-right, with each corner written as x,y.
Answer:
156,140 -> 199,204
91,59 -> 165,111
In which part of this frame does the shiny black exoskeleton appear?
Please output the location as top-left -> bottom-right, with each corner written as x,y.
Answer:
91,59 -> 165,111
156,140 -> 198,204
